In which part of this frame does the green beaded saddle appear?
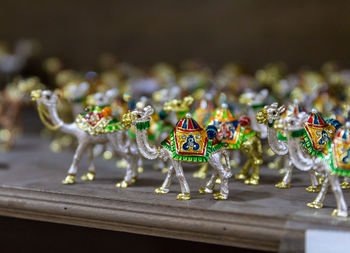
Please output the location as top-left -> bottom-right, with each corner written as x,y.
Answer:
75,106 -> 123,135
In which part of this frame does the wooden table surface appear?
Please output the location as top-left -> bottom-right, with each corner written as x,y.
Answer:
1,135 -> 350,252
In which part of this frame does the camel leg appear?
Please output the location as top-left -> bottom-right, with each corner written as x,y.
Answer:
275,159 -> 293,189
235,160 -> 251,180
116,155 -> 138,188
205,151 -> 230,199
199,172 -> 219,194
329,174 -> 348,217
245,162 -> 260,185
63,142 -> 88,184
137,157 -> 144,173
155,165 -> 175,194
81,145 -> 96,181
306,170 -> 321,192
307,176 -> 329,209
172,160 -> 191,200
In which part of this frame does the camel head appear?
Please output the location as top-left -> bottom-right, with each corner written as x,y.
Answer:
31,89 -> 59,107
256,102 -> 285,124
283,111 -> 309,131
31,89 -> 61,130
121,105 -> 155,128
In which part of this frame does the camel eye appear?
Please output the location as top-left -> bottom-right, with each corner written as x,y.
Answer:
273,111 -> 277,115
290,120 -> 295,125
45,94 -> 51,100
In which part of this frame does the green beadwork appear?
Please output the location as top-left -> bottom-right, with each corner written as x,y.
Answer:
277,131 -> 288,141
136,121 -> 150,130
300,133 -> 325,158
290,129 -> 305,138
251,104 -> 265,110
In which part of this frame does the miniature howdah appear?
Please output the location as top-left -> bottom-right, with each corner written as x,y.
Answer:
122,106 -> 231,200
31,89 -> 141,187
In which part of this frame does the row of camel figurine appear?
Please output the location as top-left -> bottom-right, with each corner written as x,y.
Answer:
31,89 -> 350,217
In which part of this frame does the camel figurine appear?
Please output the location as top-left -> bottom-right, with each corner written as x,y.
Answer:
282,110 -> 347,217
193,104 -> 263,185
122,106 -> 231,200
31,89 -> 140,187
0,77 -> 45,149
152,95 -> 194,172
256,102 -> 321,192
239,89 -> 269,138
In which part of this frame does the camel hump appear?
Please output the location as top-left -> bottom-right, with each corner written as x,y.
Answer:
75,105 -> 121,135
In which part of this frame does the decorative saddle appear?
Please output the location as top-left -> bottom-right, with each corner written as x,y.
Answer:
161,116 -> 224,162
208,105 -> 244,149
75,105 -> 122,135
301,111 -> 341,157
325,123 -> 350,177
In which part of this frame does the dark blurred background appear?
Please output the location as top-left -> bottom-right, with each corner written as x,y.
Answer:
1,0 -> 350,72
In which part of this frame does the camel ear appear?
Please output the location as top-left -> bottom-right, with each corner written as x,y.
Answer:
148,106 -> 155,115
278,105 -> 286,114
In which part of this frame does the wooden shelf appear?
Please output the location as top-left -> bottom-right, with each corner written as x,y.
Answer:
1,136 -> 350,252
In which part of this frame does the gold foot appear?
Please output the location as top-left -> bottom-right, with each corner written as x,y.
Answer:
176,193 -> 191,200
155,187 -> 169,194
244,177 -> 259,185
115,180 -> 130,188
62,174 -> 75,184
340,181 -> 350,189
332,209 -> 348,217
307,201 -> 323,209
234,173 -> 247,180
193,170 -> 207,179
81,172 -> 95,181
137,166 -> 144,173
199,187 -> 212,194
215,178 -> 222,184
275,182 -> 291,189
161,168 -> 168,174
306,185 -> 321,193
213,192 -> 228,200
